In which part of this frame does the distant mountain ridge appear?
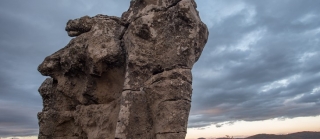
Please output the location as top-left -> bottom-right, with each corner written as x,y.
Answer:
246,131 -> 320,139
214,131 -> 320,139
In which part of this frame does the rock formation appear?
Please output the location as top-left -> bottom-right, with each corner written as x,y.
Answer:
37,0 -> 208,139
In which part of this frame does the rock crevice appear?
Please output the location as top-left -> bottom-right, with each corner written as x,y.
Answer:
38,0 -> 208,138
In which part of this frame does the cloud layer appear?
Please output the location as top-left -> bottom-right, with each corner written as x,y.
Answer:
189,0 -> 320,128
0,0 -> 319,137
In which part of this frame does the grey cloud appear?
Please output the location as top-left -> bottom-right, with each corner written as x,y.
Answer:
0,102 -> 40,137
189,0 -> 320,128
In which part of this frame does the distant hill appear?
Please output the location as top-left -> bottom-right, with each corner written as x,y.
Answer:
288,131 -> 320,139
245,134 -> 298,139
216,137 -> 243,139
245,131 -> 320,139
212,131 -> 320,139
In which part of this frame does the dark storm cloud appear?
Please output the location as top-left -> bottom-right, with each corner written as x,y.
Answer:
0,0 -> 129,137
189,0 -> 320,128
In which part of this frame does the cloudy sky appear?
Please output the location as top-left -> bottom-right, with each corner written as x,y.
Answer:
0,0 -> 320,138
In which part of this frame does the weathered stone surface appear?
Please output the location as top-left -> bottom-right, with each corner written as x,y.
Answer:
74,104 -> 119,139
38,15 -> 126,139
38,0 -> 208,138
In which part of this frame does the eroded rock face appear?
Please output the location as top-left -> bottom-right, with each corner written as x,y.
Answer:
38,0 -> 208,138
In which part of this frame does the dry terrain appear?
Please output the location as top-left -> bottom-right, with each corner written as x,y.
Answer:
214,131 -> 320,139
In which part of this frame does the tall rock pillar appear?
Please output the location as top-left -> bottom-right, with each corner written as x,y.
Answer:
37,0 -> 208,139
115,0 -> 208,138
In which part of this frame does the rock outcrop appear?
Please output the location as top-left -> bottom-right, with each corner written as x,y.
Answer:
37,0 -> 208,139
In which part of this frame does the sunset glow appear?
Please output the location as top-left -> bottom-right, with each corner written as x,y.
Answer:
186,116 -> 320,138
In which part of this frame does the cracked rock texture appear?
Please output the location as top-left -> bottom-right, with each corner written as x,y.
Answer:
37,0 -> 208,139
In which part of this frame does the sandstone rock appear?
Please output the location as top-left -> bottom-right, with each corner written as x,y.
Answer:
38,0 -> 208,138
38,15 -> 126,139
